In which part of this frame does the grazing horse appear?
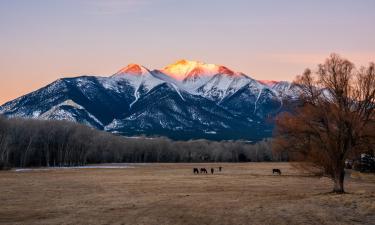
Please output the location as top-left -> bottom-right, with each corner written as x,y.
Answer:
272,169 -> 282,175
193,168 -> 199,174
200,168 -> 208,174
210,168 -> 214,174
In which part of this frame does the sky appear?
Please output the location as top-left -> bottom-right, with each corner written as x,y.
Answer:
0,0 -> 374,104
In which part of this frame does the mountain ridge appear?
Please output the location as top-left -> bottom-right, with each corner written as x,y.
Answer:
0,60 -> 299,141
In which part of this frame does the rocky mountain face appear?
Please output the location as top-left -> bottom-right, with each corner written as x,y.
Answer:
0,60 -> 300,141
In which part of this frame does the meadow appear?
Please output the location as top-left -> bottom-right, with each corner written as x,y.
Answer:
0,163 -> 374,225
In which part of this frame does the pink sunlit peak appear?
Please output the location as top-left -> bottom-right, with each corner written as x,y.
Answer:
161,59 -> 240,80
114,64 -> 149,76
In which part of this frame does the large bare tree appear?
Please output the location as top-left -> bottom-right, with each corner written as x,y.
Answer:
274,54 -> 375,193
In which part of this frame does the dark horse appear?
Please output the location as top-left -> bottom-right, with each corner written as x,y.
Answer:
200,168 -> 208,174
272,169 -> 282,175
193,168 -> 199,174
210,168 -> 214,174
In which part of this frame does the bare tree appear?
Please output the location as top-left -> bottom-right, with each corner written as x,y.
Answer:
274,54 -> 375,193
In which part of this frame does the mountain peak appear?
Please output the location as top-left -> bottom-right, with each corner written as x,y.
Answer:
161,59 -> 237,80
218,66 -> 235,76
258,80 -> 279,87
113,64 -> 149,76
174,59 -> 190,65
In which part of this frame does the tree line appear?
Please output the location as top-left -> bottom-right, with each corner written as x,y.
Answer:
0,116 -> 275,169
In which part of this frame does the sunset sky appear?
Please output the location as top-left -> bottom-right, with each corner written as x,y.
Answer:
0,0 -> 374,104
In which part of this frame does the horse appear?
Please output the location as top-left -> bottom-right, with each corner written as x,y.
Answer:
272,169 -> 282,175
210,168 -> 214,174
200,168 -> 208,174
193,168 -> 199,174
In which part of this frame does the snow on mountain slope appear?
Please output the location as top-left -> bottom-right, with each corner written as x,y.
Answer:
197,73 -> 252,101
39,99 -> 103,128
259,80 -> 301,99
218,78 -> 283,120
104,82 -> 267,140
110,64 -> 166,107
0,79 -> 69,118
112,64 -> 165,92
272,81 -> 300,99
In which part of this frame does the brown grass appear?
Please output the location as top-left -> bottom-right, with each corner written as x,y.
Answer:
0,163 -> 374,225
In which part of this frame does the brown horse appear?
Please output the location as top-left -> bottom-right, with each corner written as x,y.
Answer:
272,169 -> 281,175
200,168 -> 208,174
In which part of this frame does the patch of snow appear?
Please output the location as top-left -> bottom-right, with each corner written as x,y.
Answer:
159,120 -> 167,128
105,119 -> 122,130
32,110 -> 41,118
86,111 -> 104,126
170,83 -> 185,101
254,89 -> 263,113
204,130 -> 217,134
220,122 -> 230,128
129,82 -> 141,108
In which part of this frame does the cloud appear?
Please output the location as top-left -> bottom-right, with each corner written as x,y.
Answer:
84,0 -> 152,15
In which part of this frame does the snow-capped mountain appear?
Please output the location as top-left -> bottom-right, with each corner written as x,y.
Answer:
0,60 -> 299,141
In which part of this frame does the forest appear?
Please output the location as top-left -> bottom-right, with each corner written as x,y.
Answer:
0,116 -> 276,169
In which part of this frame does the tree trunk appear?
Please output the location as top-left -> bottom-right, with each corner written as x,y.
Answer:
332,169 -> 345,193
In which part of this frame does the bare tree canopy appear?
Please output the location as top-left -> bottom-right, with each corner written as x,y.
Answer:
274,54 -> 375,193
0,116 -> 275,169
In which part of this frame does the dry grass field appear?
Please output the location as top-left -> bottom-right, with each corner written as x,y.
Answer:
0,163 -> 374,225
